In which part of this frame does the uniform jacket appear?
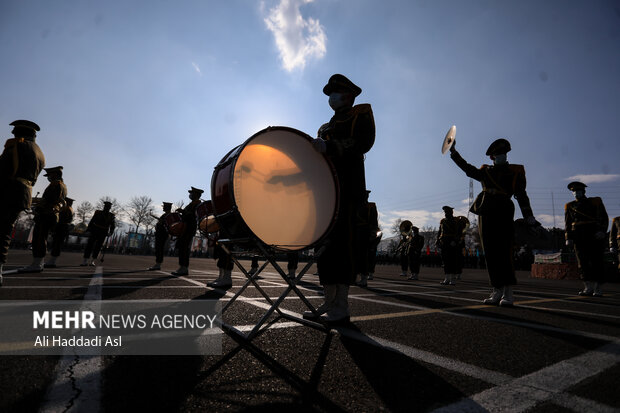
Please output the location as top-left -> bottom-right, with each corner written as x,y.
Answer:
319,104 -> 375,202
450,150 -> 533,218
564,197 -> 608,241
87,210 -> 116,235
0,137 -> 45,210
35,179 -> 67,217
437,216 -> 470,246
611,217 -> 620,249
58,205 -> 74,226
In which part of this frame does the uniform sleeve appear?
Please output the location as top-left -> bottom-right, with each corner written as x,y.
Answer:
564,203 -> 573,240
449,150 -> 484,181
513,166 -> 534,219
595,198 -> 609,233
610,218 -> 618,248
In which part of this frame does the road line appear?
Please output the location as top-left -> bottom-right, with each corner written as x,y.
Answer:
40,267 -> 104,413
432,340 -> 620,413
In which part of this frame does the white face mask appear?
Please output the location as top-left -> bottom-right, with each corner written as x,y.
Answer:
492,153 -> 507,165
328,93 -> 350,111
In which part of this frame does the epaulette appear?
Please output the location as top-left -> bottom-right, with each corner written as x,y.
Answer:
351,103 -> 372,116
508,164 -> 525,174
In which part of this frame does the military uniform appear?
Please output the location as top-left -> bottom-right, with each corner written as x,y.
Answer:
173,187 -> 202,275
610,216 -> 620,270
564,181 -> 608,293
450,138 -> 536,305
22,167 -> 67,271
304,74 -> 375,324
148,202 -> 172,270
403,229 -> 424,280
82,203 -> 115,265
48,197 -> 74,265
315,80 -> 375,287
0,120 -> 45,276
437,206 -> 469,284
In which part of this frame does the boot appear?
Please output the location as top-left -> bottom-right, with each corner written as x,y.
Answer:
578,281 -> 594,296
44,256 -> 58,268
172,266 -> 189,276
400,271 -> 407,276
304,284 -> 337,320
80,258 -> 89,266
209,268 -> 232,289
483,288 -> 502,305
440,274 -> 453,285
207,268 -> 224,287
455,273 -> 462,280
322,284 -> 351,325
19,257 -> 44,273
593,282 -> 603,297
368,273 -> 374,280
357,274 -> 368,287
500,285 -> 514,307
148,262 -> 162,271
408,273 -> 418,280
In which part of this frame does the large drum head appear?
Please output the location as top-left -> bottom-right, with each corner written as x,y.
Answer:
223,127 -> 338,250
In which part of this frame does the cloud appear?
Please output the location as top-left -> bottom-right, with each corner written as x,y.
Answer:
565,174 -> 620,184
191,62 -> 202,76
264,0 -> 326,71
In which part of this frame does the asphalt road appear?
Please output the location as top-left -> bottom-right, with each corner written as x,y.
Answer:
1,250 -> 619,413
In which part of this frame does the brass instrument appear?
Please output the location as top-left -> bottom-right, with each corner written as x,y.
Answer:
396,220 -> 413,254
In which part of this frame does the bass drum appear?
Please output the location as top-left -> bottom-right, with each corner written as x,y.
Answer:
164,212 -> 186,237
211,126 -> 339,251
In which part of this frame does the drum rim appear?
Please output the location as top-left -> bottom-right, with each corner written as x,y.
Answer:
210,125 -> 340,251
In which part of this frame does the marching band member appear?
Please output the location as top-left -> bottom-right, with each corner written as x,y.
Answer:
148,201 -> 172,271
449,138 -> 538,306
81,201 -> 115,266
436,206 -> 469,285
172,187 -> 202,276
46,197 -> 74,268
565,181 -> 609,297
20,166 -> 67,272
0,120 -> 45,284
306,74 -> 375,324
610,216 -> 620,272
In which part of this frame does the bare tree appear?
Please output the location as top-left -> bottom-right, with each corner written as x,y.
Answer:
420,225 -> 439,250
126,196 -> 155,233
76,201 -> 94,223
391,218 -> 402,236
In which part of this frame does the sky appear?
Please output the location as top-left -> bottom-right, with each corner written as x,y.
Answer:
1,0 -> 619,236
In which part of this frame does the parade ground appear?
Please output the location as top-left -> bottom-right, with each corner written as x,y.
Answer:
1,250 -> 619,413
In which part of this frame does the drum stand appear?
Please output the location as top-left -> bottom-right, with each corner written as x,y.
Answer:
217,238 -> 329,341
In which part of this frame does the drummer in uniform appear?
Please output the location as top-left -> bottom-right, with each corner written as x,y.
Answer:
148,201 -> 172,271
564,181 -> 609,297
306,74 -> 375,324
172,187 -> 202,276
449,138 -> 538,306
0,120 -> 45,284
610,216 -> 620,271
81,201 -> 115,266
436,205 -> 469,285
46,197 -> 74,268
20,166 -> 67,272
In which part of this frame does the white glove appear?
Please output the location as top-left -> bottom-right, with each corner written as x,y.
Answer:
611,247 -> 617,253
312,138 -> 327,153
565,239 -> 574,247
595,231 -> 605,240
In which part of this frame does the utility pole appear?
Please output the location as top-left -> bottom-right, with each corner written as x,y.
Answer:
468,178 -> 474,221
551,191 -> 556,228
